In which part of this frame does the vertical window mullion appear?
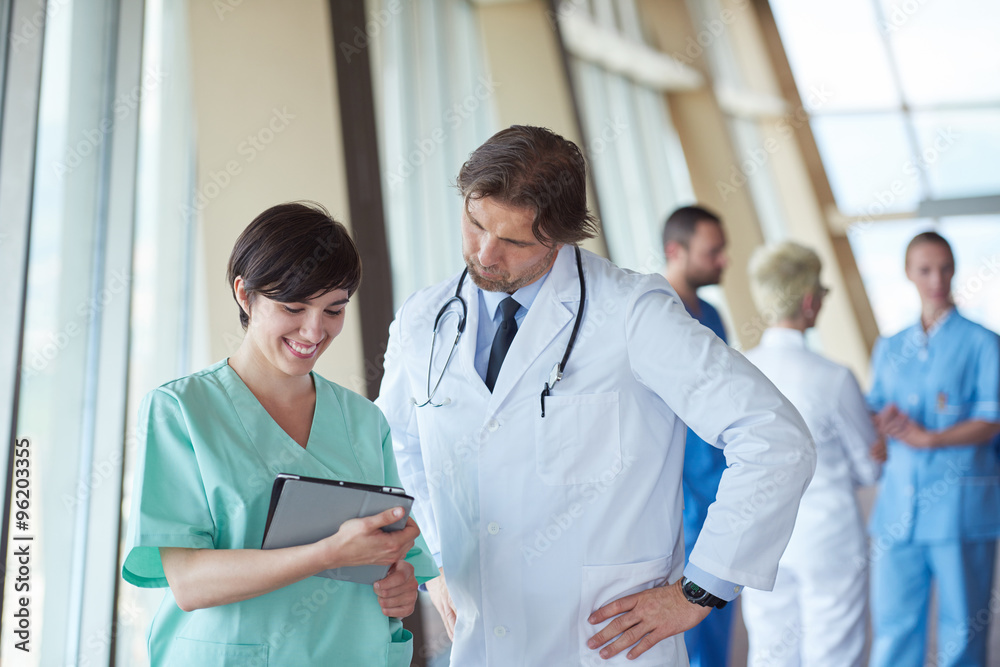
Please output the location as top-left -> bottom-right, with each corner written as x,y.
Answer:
74,0 -> 145,662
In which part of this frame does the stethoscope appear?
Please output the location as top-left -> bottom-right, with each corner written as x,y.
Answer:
412,246 -> 586,418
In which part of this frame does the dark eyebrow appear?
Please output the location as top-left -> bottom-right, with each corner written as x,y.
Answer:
286,297 -> 350,307
467,210 -> 536,247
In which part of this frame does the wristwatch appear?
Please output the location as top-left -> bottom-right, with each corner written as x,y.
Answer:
681,577 -> 728,609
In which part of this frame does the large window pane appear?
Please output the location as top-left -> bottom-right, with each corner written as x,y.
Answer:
811,113 -> 921,214
769,0 -> 901,112
372,0 -> 495,307
567,0 -> 695,274
941,215 -> 1000,332
575,61 -> 691,273
726,117 -> 788,243
4,2 -> 95,662
881,0 -> 1000,106
771,0 -> 1000,221
912,109 -> 1000,200
115,0 -> 197,663
3,0 -> 132,663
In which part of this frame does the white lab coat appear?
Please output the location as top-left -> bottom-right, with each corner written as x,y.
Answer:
742,328 -> 880,667
377,246 -> 816,666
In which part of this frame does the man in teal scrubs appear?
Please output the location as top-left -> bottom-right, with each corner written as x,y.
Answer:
663,205 -> 733,667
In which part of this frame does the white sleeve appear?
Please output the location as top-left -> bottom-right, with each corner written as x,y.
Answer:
624,282 -> 816,591
833,369 -> 881,487
375,304 -> 442,564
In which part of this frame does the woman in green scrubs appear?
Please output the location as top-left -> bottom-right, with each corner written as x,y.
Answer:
122,202 -> 438,666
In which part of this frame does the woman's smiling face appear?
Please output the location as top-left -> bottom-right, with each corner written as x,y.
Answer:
235,277 -> 349,378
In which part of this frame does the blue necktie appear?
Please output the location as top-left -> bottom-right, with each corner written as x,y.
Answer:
485,297 -> 519,392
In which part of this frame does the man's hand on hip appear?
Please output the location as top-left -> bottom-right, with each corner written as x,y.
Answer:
586,579 -> 712,660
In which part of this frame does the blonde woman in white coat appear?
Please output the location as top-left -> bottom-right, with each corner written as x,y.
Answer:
741,242 -> 882,667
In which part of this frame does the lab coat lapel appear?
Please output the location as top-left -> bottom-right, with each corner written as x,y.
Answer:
487,245 -> 578,411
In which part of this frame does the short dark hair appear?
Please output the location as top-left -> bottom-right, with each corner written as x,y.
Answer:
456,125 -> 599,246
227,201 -> 362,330
905,230 -> 954,269
662,205 -> 722,249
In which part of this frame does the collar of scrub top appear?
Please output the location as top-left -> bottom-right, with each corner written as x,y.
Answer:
473,275 -> 549,381
918,306 -> 955,341
759,327 -> 807,348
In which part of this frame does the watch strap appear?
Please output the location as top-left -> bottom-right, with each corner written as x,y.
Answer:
681,576 -> 728,610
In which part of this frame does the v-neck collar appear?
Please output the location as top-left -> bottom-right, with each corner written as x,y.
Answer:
217,360 -> 341,471
226,360 -> 319,448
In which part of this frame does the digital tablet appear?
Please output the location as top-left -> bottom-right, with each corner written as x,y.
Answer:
261,473 -> 414,584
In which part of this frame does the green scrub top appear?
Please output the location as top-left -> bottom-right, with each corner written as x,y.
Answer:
122,360 -> 438,666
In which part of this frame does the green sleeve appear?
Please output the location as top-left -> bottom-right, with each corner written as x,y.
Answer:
122,389 -> 216,588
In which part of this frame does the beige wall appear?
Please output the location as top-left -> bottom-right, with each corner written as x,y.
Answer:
186,0 -> 366,393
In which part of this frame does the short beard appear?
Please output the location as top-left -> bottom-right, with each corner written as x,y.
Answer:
465,245 -> 559,293
686,268 -> 722,290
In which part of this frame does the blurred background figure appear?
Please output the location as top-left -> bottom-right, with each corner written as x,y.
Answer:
741,241 -> 881,667
867,232 -> 1000,667
663,205 -> 732,667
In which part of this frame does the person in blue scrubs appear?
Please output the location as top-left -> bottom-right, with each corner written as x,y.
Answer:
663,205 -> 733,667
867,231 -> 1000,667
122,202 -> 438,665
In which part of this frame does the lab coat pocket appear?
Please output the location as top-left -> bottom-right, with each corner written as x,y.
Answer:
170,637 -> 268,666
536,392 -> 622,485
579,556 -> 681,666
385,628 -> 414,667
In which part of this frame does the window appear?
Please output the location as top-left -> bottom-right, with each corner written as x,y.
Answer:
770,0 -> 1000,334
770,0 -> 1000,210
370,0 -> 496,307
0,0 -> 195,663
559,0 -> 697,274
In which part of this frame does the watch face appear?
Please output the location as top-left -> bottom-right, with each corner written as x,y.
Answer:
682,579 -> 707,603
682,578 -> 726,608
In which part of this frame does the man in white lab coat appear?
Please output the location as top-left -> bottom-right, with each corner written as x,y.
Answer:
376,126 -> 816,665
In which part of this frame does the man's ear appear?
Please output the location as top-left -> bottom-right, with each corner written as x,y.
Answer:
664,240 -> 682,262
801,291 -> 817,318
802,292 -> 816,317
